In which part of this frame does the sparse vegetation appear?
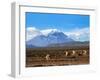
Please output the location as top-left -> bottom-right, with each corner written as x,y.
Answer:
26,46 -> 89,67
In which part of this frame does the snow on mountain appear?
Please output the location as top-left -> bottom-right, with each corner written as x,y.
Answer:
47,31 -> 74,44
26,27 -> 61,41
26,27 -> 89,47
26,28 -> 74,47
41,29 -> 60,36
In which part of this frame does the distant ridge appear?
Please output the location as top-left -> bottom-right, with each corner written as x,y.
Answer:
47,41 -> 89,47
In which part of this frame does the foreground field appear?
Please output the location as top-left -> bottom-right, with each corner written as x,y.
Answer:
26,46 -> 89,67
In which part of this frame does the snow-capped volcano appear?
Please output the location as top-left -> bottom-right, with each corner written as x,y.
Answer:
26,27 -> 61,41
26,27 -> 74,47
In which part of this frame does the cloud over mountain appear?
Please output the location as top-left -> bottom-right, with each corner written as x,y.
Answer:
26,27 -> 89,42
26,27 -> 42,41
26,27 -> 61,41
65,27 -> 90,41
26,27 -> 74,47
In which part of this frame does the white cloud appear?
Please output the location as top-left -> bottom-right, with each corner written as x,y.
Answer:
26,27 -> 89,42
26,27 -> 60,41
65,27 -> 90,41
26,27 -> 42,41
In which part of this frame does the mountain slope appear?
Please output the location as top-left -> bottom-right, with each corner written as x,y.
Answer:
26,31 -> 74,47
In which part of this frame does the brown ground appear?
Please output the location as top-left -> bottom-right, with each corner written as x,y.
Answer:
26,46 -> 89,67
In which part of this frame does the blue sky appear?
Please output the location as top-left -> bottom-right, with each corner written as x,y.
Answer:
26,12 -> 89,32
25,12 -> 90,41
